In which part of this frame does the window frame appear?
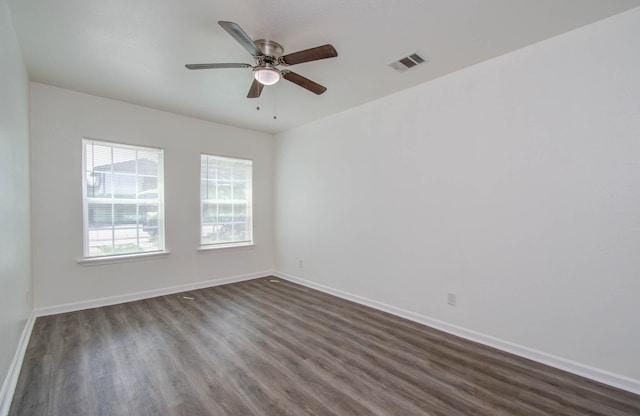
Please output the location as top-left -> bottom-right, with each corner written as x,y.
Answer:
82,138 -> 166,259
199,153 -> 253,249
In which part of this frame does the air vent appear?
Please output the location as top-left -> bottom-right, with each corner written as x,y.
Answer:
389,51 -> 429,72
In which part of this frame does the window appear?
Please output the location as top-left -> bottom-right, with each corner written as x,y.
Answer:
200,154 -> 252,247
83,139 -> 164,258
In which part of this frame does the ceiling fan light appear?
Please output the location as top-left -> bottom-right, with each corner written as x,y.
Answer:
254,67 -> 281,86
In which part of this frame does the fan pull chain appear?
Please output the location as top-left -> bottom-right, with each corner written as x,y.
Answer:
256,95 -> 260,111
273,85 -> 278,120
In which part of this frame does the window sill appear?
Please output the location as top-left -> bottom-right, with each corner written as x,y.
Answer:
198,242 -> 255,253
78,250 -> 170,266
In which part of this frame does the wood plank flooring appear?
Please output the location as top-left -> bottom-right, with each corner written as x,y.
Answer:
9,277 -> 640,415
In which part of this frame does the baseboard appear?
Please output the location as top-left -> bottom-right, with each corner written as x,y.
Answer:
0,311 -> 36,416
274,271 -> 640,396
35,270 -> 272,317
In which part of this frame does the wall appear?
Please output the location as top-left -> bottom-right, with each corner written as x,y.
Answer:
30,83 -> 274,308
275,7 -> 640,384
0,0 -> 32,406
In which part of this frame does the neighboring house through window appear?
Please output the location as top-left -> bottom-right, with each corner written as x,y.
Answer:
200,154 -> 253,247
83,138 -> 165,258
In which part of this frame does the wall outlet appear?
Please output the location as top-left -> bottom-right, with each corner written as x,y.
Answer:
298,259 -> 304,269
447,292 -> 457,306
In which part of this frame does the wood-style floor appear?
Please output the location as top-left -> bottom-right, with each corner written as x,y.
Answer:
10,277 -> 640,415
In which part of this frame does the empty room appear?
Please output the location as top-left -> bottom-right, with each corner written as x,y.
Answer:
2,0 -> 640,415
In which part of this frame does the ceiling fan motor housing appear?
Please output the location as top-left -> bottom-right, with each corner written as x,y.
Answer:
254,39 -> 284,58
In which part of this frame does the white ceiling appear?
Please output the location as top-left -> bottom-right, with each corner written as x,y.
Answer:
8,0 -> 640,134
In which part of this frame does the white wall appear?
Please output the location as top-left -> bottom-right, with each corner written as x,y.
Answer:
0,0 -> 32,402
275,7 -> 640,383
30,83 -> 274,308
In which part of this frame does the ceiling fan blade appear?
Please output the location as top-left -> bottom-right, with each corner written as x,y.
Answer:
282,71 -> 327,95
280,44 -> 338,66
218,21 -> 262,57
247,79 -> 264,98
185,63 -> 251,70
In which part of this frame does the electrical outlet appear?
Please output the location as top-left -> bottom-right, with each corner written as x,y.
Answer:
447,292 -> 457,306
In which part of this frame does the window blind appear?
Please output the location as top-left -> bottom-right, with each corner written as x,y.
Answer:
200,154 -> 253,246
83,139 -> 164,257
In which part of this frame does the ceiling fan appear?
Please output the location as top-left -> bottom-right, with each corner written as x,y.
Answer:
186,21 -> 338,98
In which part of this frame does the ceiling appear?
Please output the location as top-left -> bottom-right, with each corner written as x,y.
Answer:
8,0 -> 640,134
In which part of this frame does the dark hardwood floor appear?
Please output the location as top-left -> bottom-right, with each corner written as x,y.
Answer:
9,277 -> 640,415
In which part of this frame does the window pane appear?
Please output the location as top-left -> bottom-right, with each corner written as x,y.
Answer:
218,183 -> 233,199
206,180 -> 217,200
83,139 -> 164,257
202,202 -> 217,224
218,167 -> 232,180
113,203 -> 138,224
140,176 -> 158,193
200,154 -> 252,246
112,173 -> 137,198
138,151 -> 159,175
233,167 -> 249,181
112,148 -> 137,172
85,144 -> 112,172
87,203 -> 112,227
233,184 -> 246,200
219,203 -> 233,223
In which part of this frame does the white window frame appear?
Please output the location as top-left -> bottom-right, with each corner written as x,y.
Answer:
200,154 -> 253,249
82,138 -> 165,259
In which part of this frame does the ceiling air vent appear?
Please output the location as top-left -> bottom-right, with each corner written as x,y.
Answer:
389,51 -> 429,72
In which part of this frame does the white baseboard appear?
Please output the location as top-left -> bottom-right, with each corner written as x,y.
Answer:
0,312 -> 36,416
35,271 -> 272,317
274,271 -> 640,396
